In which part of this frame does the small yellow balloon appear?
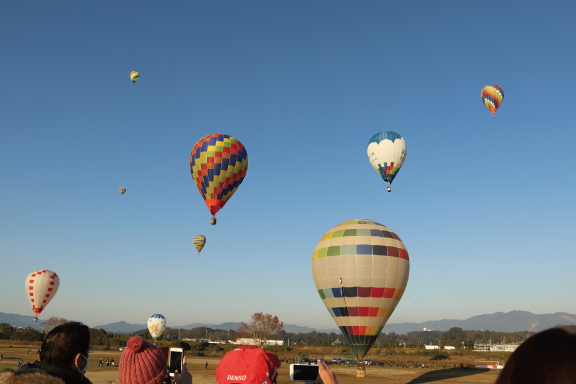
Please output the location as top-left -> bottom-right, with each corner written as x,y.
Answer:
194,235 -> 206,255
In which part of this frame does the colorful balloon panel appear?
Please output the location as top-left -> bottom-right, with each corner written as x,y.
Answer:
367,132 -> 407,185
194,235 -> 206,255
119,188 -> 126,195
311,220 -> 410,359
147,314 -> 166,339
130,71 -> 140,84
481,84 -> 504,117
25,270 -> 60,319
189,134 -> 248,216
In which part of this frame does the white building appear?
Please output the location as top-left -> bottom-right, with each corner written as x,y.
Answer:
234,338 -> 284,346
425,345 -> 440,350
444,346 -> 455,350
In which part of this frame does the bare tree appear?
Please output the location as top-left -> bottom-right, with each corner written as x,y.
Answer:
41,317 -> 68,333
236,312 -> 284,350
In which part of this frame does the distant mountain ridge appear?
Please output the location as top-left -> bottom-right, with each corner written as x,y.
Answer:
383,311 -> 576,334
2,311 -> 576,335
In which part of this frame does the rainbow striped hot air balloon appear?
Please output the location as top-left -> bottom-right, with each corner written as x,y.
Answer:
312,220 -> 409,359
119,188 -> 126,195
481,84 -> 504,117
190,134 -> 248,224
130,71 -> 140,84
194,235 -> 206,255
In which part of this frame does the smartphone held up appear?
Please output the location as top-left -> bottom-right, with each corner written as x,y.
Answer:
168,347 -> 183,377
290,364 -> 319,382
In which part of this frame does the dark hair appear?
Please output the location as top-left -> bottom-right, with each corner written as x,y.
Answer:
40,322 -> 90,366
495,327 -> 576,384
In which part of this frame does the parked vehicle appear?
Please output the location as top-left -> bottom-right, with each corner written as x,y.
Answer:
316,358 -> 325,363
301,357 -> 310,363
344,359 -> 355,366
364,359 -> 374,366
195,352 -> 204,356
331,358 -> 342,364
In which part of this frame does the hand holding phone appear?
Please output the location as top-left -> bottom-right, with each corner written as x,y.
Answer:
316,362 -> 338,384
168,348 -> 183,378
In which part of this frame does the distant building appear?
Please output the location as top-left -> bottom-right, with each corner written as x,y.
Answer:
444,346 -> 455,350
425,345 -> 440,350
234,338 -> 283,346
474,343 -> 521,352
331,339 -> 342,345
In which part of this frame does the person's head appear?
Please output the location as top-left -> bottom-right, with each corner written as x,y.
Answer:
216,347 -> 281,384
119,336 -> 167,384
496,327 -> 576,384
39,321 -> 90,374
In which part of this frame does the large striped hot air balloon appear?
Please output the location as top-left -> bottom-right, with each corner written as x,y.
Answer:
367,132 -> 407,192
190,134 -> 248,225
25,270 -> 60,322
130,71 -> 140,84
194,235 -> 206,255
481,84 -> 504,117
312,220 -> 410,359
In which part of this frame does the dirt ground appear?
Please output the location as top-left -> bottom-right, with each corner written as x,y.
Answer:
0,345 -> 501,384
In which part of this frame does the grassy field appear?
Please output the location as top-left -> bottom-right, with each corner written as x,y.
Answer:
0,343 -> 504,384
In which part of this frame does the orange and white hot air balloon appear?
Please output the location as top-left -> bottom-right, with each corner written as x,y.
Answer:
25,270 -> 60,322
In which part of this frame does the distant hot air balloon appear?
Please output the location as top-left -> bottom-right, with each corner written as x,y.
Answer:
481,84 -> 504,118
25,270 -> 60,322
147,314 -> 166,340
194,235 -> 206,255
119,188 -> 126,195
367,132 -> 407,192
130,71 -> 140,84
190,134 -> 248,224
311,219 -> 410,359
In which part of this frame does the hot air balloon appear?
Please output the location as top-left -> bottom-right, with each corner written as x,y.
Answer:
25,270 -> 60,322
481,84 -> 504,118
194,235 -> 206,255
367,132 -> 407,192
311,219 -> 410,359
147,314 -> 166,340
119,188 -> 126,195
190,134 -> 248,224
130,71 -> 140,84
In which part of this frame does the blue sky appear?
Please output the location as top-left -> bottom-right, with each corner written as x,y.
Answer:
1,1 -> 575,330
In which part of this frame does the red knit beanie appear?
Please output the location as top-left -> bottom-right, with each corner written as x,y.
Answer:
119,336 -> 167,384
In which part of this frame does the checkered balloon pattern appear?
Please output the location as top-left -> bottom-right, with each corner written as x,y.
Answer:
311,220 -> 410,359
25,270 -> 60,318
190,134 -> 248,216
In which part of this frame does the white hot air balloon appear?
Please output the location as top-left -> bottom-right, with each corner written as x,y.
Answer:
148,314 -> 167,340
25,270 -> 60,322
367,131 -> 407,192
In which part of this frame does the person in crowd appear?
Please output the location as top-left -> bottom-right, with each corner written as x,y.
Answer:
110,358 -> 114,367
115,336 -> 191,384
15,321 -> 92,384
28,350 -> 31,355
17,360 -> 22,368
106,359 -> 109,367
495,327 -> 576,384
205,361 -> 208,370
0,371 -> 65,384
98,359 -> 103,368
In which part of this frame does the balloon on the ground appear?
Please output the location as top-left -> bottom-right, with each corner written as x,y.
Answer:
311,219 -> 410,359
367,132 -> 407,188
189,134 -> 248,223
119,188 -> 126,195
25,270 -> 60,322
147,314 -> 166,339
481,84 -> 504,117
194,235 -> 206,255
130,71 -> 140,84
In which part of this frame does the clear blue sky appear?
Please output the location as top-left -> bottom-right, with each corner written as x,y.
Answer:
1,1 -> 575,330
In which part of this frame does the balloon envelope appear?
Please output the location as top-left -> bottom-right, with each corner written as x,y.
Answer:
25,270 -> 60,320
367,132 -> 407,186
148,314 -> 166,339
130,71 -> 140,84
481,84 -> 504,117
189,134 -> 248,218
194,235 -> 206,255
312,220 -> 410,359
119,188 -> 126,195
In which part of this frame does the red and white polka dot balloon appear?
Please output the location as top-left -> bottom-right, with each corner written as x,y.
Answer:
25,270 -> 60,322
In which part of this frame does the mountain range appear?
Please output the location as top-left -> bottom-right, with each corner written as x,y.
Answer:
2,310 -> 576,335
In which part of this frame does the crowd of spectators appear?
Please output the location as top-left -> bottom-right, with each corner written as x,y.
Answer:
1,322 -> 575,384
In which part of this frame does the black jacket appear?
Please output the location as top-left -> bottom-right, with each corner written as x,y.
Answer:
16,361 -> 93,384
